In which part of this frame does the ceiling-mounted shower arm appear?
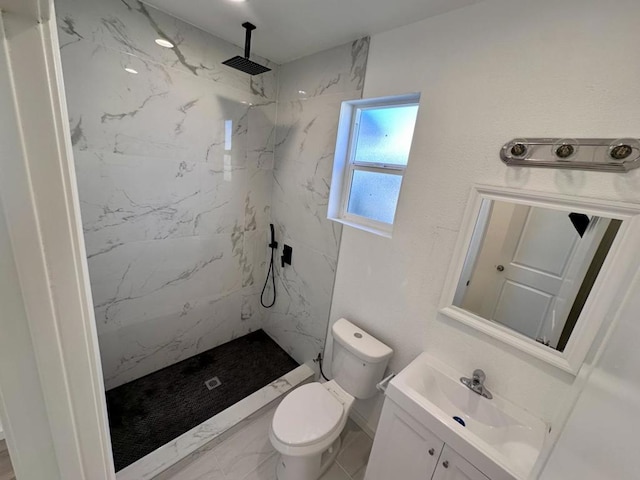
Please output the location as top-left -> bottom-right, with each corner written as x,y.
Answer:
242,22 -> 256,59
222,22 -> 271,75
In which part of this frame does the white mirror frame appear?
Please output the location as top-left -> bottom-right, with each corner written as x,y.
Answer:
440,185 -> 640,374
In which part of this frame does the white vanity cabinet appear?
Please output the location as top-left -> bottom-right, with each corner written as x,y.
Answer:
365,400 -> 489,480
432,446 -> 489,480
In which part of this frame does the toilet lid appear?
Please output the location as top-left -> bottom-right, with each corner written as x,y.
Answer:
272,382 -> 344,446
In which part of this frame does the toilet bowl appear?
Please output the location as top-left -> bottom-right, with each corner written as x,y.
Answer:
269,380 -> 354,480
269,318 -> 392,480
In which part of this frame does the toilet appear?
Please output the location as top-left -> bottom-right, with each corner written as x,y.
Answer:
269,318 -> 393,480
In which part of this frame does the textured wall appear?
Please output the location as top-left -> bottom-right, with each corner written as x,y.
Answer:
262,39 -> 369,366
328,0 -> 640,432
56,0 -> 278,389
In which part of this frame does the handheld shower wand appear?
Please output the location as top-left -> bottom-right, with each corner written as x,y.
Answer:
260,224 -> 277,308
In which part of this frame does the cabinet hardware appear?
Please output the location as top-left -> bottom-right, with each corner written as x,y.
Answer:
442,460 -> 449,469
428,448 -> 435,456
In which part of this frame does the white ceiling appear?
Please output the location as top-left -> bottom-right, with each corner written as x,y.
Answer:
144,0 -> 482,64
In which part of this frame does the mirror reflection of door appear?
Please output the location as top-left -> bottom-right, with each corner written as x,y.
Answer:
456,200 -> 621,351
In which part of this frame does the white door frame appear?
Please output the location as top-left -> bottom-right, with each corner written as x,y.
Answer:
0,0 -> 115,478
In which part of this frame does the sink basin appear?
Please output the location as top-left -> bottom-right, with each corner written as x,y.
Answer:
386,353 -> 548,479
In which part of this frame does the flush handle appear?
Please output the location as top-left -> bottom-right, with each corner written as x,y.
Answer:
428,448 -> 435,456
442,460 -> 449,469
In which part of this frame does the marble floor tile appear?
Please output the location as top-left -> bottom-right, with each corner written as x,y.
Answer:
212,407 -> 276,480
240,453 -> 278,480
165,451 -> 225,480
335,428 -> 373,477
320,463 -> 352,480
351,466 -> 367,480
165,397 -> 372,480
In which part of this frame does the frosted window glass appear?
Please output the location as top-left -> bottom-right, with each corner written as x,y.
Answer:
353,105 -> 418,166
347,170 -> 402,224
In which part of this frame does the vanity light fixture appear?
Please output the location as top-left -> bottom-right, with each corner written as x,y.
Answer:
500,137 -> 640,172
155,38 -> 175,48
124,67 -> 139,74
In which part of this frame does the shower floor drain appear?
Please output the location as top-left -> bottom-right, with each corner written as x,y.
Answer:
205,377 -> 222,391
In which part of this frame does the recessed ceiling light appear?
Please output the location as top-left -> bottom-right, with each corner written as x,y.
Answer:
298,90 -> 307,95
155,38 -> 174,48
229,0 -> 247,3
124,67 -> 139,74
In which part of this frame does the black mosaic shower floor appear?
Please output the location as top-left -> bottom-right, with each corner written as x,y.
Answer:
105,330 -> 299,471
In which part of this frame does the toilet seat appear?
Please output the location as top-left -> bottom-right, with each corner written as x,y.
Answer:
272,382 -> 344,447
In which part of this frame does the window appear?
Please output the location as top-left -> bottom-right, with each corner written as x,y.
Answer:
328,94 -> 419,237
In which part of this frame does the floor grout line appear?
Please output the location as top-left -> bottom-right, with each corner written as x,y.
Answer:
334,460 -> 354,479
238,451 -> 277,480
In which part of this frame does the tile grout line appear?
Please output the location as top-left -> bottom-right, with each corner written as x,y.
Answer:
334,460 -> 355,479
238,451 -> 278,480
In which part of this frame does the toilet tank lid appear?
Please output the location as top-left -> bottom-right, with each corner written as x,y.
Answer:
332,318 -> 393,363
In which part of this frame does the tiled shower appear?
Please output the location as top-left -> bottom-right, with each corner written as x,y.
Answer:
55,0 -> 368,470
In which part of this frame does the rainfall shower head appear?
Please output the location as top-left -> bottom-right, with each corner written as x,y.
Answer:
222,22 -> 271,76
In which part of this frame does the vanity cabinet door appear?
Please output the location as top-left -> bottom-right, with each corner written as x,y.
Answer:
364,399 -> 444,480
431,445 -> 490,480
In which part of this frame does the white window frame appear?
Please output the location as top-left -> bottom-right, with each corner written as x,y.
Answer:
328,93 -> 420,237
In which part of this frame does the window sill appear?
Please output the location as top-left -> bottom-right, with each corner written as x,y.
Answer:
329,216 -> 393,238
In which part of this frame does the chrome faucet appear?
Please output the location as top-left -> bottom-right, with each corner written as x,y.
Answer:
460,369 -> 493,399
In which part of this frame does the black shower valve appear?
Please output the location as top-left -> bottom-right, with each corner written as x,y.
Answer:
281,244 -> 292,268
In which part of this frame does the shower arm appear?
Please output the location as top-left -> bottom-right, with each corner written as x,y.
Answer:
243,22 -> 255,59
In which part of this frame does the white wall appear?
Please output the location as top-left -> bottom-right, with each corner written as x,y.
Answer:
328,0 -> 640,432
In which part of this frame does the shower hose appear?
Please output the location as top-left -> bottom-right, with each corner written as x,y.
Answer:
260,224 -> 277,308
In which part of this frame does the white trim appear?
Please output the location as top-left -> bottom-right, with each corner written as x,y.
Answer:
331,215 -> 393,239
327,93 -> 420,237
0,4 -> 115,479
439,185 -> 640,374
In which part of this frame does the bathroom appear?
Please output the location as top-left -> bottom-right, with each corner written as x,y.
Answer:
0,0 -> 639,479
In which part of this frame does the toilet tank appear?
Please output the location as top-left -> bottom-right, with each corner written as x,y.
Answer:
331,318 -> 393,399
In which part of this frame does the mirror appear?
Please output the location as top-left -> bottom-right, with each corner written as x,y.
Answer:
440,186 -> 640,373
453,200 -> 621,351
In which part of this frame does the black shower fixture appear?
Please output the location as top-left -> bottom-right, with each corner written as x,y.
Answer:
222,22 -> 271,76
260,224 -> 278,308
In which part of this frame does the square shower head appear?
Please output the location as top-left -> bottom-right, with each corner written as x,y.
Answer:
222,56 -> 271,76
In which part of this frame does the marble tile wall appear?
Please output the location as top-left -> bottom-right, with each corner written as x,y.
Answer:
56,0 -> 278,389
263,39 -> 369,367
